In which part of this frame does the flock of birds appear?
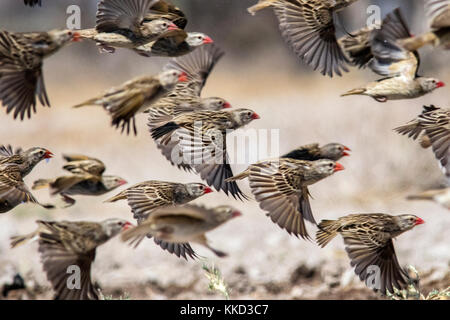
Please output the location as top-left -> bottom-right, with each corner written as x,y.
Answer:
0,0 -> 448,300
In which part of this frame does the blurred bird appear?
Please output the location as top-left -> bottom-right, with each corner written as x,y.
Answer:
32,154 -> 127,207
144,0 -> 188,29
282,143 -> 351,161
0,145 -> 53,177
24,0 -> 41,6
73,69 -> 188,135
401,0 -> 450,51
0,164 -> 53,213
122,204 -> 241,257
79,0 -> 179,53
339,25 -> 377,69
341,8 -> 444,102
247,0 -> 358,77
150,109 -> 260,200
10,218 -> 133,300
226,158 -> 344,239
133,30 -> 213,57
395,105 -> 450,181
146,44 -> 230,129
106,180 -> 213,260
0,29 -> 80,119
407,188 -> 450,209
316,213 -> 424,295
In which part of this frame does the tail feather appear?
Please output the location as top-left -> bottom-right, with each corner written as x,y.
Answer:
400,32 -> 438,51
247,0 -> 278,15
104,191 -> 127,203
151,121 -> 180,140
73,97 -> 99,108
78,28 -> 97,40
224,169 -> 250,182
10,231 -> 37,248
341,88 -> 366,97
121,224 -> 157,245
316,220 -> 340,248
32,179 -> 51,190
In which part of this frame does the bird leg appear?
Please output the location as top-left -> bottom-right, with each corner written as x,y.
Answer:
96,43 -> 115,54
374,96 -> 387,103
195,235 -> 228,258
60,194 -> 76,208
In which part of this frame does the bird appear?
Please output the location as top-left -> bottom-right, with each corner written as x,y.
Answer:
0,145 -> 53,177
105,180 -> 213,260
0,163 -> 53,213
316,213 -> 425,295
24,0 -> 41,6
146,44 -> 231,129
401,0 -> 450,51
0,29 -> 80,119
150,109 -> 260,200
78,0 -> 180,54
10,218 -> 133,300
247,0 -> 359,77
144,0 -> 188,30
73,69 -> 188,135
121,204 -> 241,258
341,8 -> 445,102
281,143 -> 351,161
395,105 -> 450,182
407,188 -> 450,210
226,158 -> 345,239
32,154 -> 127,207
133,29 -> 214,57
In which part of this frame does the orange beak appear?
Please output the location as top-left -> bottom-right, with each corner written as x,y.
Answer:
415,217 -> 425,225
204,187 -> 213,194
223,102 -> 232,109
178,72 -> 188,82
252,113 -> 260,120
44,150 -> 53,159
334,163 -> 345,172
203,36 -> 214,44
71,32 -> 81,42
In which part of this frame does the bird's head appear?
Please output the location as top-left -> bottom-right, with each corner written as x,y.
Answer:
143,19 -> 179,36
395,214 -> 425,231
102,219 -> 134,238
419,78 -> 445,92
320,143 -> 351,161
212,205 -> 242,223
102,176 -> 128,191
158,69 -> 188,88
48,29 -> 81,46
186,32 -> 213,47
24,147 -> 53,165
231,108 -> 260,127
185,183 -> 213,198
200,97 -> 232,111
308,159 -> 344,181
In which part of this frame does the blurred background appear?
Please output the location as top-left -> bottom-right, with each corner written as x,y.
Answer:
0,0 -> 448,299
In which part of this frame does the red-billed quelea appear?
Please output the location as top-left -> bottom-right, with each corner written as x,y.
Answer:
282,143 -> 351,161
0,29 -> 80,119
32,154 -> 127,207
122,204 -> 241,258
247,0 -> 359,77
401,0 -> 450,51
0,145 -> 53,177
10,218 -> 133,300
133,29 -> 214,57
150,109 -> 260,200
341,8 -> 445,102
106,180 -> 213,260
73,69 -> 188,135
226,158 -> 345,239
79,0 -> 179,54
316,213 -> 425,295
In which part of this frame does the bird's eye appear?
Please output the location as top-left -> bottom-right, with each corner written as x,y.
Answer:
68,31 -> 72,36
198,36 -> 202,40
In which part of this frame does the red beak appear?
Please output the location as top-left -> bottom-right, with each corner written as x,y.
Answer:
232,210 -> 242,218
168,23 -> 178,31
203,36 -> 214,44
437,81 -> 445,88
251,113 -> 260,120
344,146 -> 351,151
223,102 -> 232,109
334,163 -> 345,172
119,179 -> 128,186
44,150 -> 53,159
415,217 -> 425,225
71,32 -> 81,42
178,72 -> 188,82
204,187 -> 213,194
122,222 -> 134,231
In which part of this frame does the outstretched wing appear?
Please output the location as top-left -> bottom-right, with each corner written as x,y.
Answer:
425,0 -> 450,29
62,155 -> 106,177
0,165 -> 39,211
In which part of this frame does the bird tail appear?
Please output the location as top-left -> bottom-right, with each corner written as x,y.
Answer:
10,231 -> 38,249
32,179 -> 52,190
400,32 -> 438,51
224,169 -> 250,182
121,224 -> 157,248
151,121 -> 180,140
316,220 -> 340,248
341,88 -> 366,97
104,190 -> 127,203
72,97 -> 99,108
247,0 -> 278,15
406,190 -> 437,201
77,28 -> 97,40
